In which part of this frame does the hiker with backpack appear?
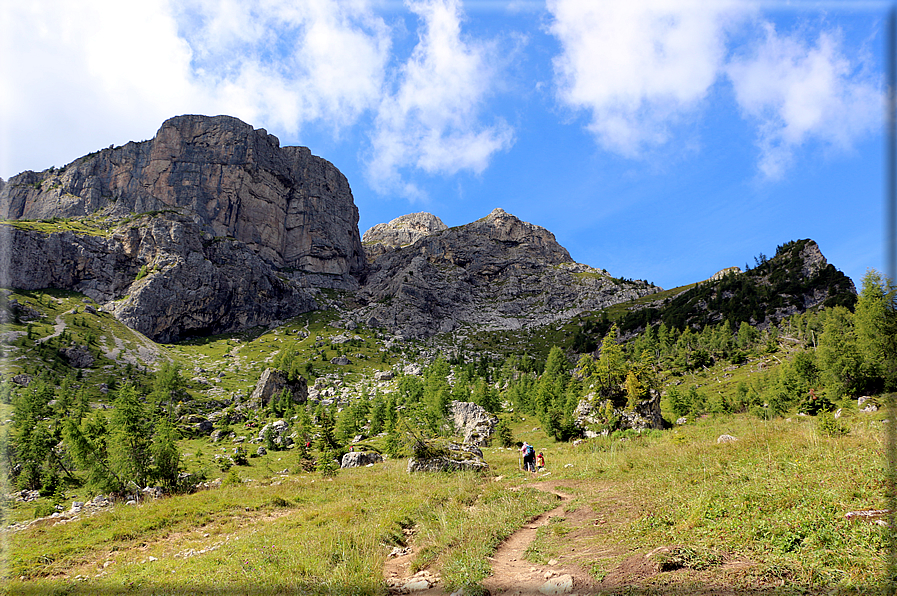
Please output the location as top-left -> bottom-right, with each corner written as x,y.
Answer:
520,442 -> 536,474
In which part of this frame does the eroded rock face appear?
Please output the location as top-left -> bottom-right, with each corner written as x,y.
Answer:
2,216 -> 320,342
249,369 -> 308,408
449,401 -> 497,447
0,115 -> 364,277
356,208 -> 660,338
0,115 -> 367,341
362,212 -> 448,262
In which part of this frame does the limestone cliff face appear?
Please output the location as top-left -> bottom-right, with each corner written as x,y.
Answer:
0,115 -> 366,341
0,115 -> 364,277
355,208 -> 660,338
2,215 -> 318,343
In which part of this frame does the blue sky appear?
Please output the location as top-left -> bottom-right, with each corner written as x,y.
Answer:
0,0 -> 888,290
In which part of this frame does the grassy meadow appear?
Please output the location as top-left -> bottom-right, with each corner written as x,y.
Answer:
2,410 -> 891,595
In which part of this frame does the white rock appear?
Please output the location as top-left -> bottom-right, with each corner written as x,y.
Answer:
403,579 -> 432,591
540,574 -> 573,594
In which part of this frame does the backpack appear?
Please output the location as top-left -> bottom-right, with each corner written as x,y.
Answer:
525,445 -> 535,457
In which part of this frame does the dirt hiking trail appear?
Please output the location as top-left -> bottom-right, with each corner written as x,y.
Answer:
384,481 -> 600,596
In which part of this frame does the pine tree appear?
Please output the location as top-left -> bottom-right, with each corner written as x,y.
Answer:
817,307 -> 862,400
11,380 -> 55,491
62,415 -> 121,493
595,325 -> 626,403
854,269 -> 897,391
108,382 -> 152,488
150,418 -> 180,491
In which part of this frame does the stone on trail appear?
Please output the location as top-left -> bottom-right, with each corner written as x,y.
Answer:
540,574 -> 573,595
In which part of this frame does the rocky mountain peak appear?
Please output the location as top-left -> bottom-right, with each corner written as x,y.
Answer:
0,114 -> 369,341
355,208 -> 657,338
362,212 -> 448,261
0,114 -> 364,277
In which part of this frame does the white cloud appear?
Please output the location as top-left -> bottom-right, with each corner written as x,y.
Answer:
366,0 -> 514,199
0,0 -> 391,178
726,22 -> 881,179
547,0 -> 746,157
1,0 -> 200,177
177,0 -> 392,133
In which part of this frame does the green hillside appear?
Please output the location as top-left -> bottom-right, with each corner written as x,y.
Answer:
0,266 -> 893,595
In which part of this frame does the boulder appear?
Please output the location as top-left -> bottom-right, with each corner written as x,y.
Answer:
210,429 -> 234,442
407,455 -> 490,474
59,344 -> 95,368
374,371 -> 394,381
449,401 -> 497,446
142,486 -> 163,499
193,420 -> 214,435
249,369 -> 307,408
257,419 -> 293,448
573,389 -> 664,436
330,355 -> 351,366
340,451 -> 383,468
539,574 -> 574,595
407,441 -> 490,474
12,374 -> 32,387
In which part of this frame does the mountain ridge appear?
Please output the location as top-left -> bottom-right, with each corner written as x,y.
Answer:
0,115 -> 855,344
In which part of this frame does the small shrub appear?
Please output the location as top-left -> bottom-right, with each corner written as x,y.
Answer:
232,446 -> 248,465
817,412 -> 849,437
750,404 -> 774,420
33,502 -> 56,519
223,469 -> 242,486
268,496 -> 294,508
317,447 -> 339,478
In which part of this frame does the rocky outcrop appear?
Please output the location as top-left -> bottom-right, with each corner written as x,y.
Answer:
249,369 -> 308,408
257,419 -> 293,448
709,267 -> 741,281
362,212 -> 448,262
59,345 -> 95,368
1,115 -> 364,277
573,390 -> 664,436
355,208 -> 660,338
0,115 -> 366,341
449,401 -> 497,446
